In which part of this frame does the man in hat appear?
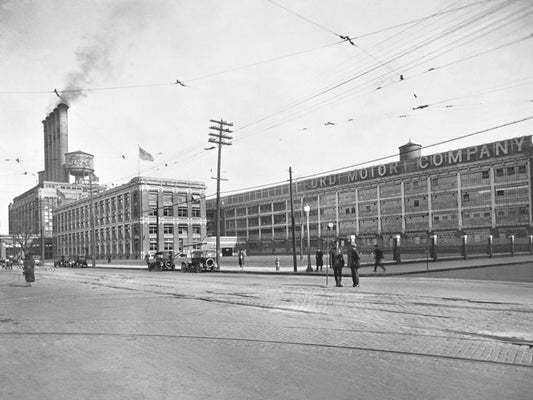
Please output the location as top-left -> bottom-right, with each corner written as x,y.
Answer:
348,242 -> 361,287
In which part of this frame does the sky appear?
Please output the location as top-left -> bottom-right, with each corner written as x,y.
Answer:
1,0 -> 533,234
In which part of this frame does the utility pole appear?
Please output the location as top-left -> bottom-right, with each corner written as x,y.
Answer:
208,119 -> 233,269
89,173 -> 96,268
289,167 -> 297,272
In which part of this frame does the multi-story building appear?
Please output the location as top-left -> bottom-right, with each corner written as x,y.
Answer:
54,177 -> 207,260
8,181 -> 98,259
207,136 -> 533,253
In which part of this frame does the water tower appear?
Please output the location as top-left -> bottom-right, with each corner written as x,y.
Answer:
64,151 -> 95,183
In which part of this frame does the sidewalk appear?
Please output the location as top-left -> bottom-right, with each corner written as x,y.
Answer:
46,253 -> 533,276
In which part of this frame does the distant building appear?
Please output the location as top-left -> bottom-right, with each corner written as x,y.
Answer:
53,177 -> 207,260
207,136 -> 533,254
8,103 -> 106,259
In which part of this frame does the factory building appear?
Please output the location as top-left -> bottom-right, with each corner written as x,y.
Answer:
53,177 -> 207,260
207,136 -> 533,254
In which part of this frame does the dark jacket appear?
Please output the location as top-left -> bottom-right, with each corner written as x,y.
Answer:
333,252 -> 345,269
348,246 -> 361,269
373,247 -> 384,260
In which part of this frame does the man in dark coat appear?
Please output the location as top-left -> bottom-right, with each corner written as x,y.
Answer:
373,244 -> 386,272
348,243 -> 361,287
315,249 -> 323,272
333,247 -> 344,287
23,254 -> 35,287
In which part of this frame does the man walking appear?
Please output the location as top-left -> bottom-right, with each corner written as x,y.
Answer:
238,249 -> 245,271
348,242 -> 361,287
373,244 -> 386,272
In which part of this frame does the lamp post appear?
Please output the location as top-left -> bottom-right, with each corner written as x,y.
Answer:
304,203 -> 313,272
326,222 -> 334,286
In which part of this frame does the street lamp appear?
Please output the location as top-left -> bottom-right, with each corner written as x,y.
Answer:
304,203 -> 313,272
327,222 -> 334,286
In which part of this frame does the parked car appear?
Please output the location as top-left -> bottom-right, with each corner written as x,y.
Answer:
54,256 -> 72,268
73,255 -> 88,268
147,251 -> 175,271
175,250 -> 217,273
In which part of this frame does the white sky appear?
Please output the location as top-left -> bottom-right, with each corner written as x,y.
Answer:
1,0 -> 533,234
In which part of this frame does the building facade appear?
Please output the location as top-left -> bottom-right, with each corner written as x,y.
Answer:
8,181 -> 99,259
54,177 -> 207,260
207,136 -> 533,253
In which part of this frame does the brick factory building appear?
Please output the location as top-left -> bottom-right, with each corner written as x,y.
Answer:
207,136 -> 533,254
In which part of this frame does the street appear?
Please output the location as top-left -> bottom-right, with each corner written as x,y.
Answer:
1,267 -> 532,400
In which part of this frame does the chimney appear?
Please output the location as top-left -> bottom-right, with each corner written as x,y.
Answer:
42,103 -> 69,183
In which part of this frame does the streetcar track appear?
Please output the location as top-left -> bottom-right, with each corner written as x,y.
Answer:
1,330 -> 531,370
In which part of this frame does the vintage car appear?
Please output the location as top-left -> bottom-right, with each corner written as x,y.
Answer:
175,250 -> 217,273
54,256 -> 73,268
146,251 -> 175,271
73,255 -> 88,268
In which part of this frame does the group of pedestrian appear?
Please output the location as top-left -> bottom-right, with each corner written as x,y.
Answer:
328,243 -> 386,287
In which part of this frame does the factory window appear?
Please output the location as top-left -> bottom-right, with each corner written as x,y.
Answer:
484,212 -> 491,218
431,178 -> 438,186
414,200 -> 419,207
495,168 -> 504,177
518,165 -> 527,174
345,208 -> 351,214
496,190 -> 504,197
163,238 -> 173,251
463,192 -> 470,202
507,167 -> 515,176
148,193 -> 158,216
482,170 -> 489,179
366,205 -> 371,212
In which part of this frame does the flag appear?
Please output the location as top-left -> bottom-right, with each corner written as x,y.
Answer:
139,146 -> 154,162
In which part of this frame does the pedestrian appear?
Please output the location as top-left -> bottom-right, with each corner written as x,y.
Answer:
22,254 -> 35,287
238,249 -> 245,271
373,244 -> 386,272
144,252 -> 150,266
333,247 -> 344,287
348,242 -> 361,287
107,254 -> 112,263
315,249 -> 323,272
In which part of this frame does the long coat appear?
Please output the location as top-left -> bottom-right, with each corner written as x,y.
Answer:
23,258 -> 35,283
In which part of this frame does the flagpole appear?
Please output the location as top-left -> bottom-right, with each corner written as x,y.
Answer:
137,145 -> 140,178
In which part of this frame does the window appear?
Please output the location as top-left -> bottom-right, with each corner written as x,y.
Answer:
192,208 -> 201,218
178,225 -> 187,235
163,224 -> 173,235
192,226 -> 201,235
149,224 -> 157,235
148,192 -> 158,216
482,170 -> 489,179
463,192 -> 470,202
431,178 -> 438,186
507,167 -> 515,175
414,200 -> 420,207
496,190 -> 504,196
496,168 -> 504,177
345,208 -> 351,214
163,238 -> 173,251
178,207 -> 187,217
518,165 -> 527,174
365,205 -> 371,212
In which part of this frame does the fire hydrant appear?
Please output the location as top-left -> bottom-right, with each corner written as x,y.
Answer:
275,256 -> 280,271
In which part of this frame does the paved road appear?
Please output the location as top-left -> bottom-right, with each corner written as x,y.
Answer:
1,267 -> 532,399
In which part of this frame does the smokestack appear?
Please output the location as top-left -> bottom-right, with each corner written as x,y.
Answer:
42,103 -> 69,183
42,118 -> 49,181
57,103 -> 69,182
